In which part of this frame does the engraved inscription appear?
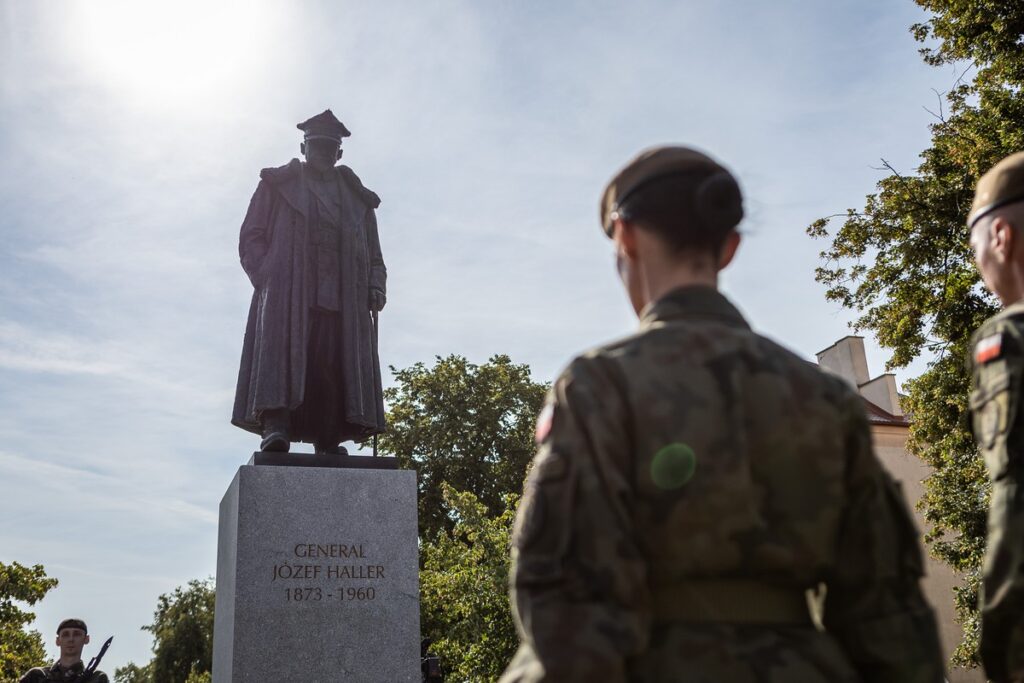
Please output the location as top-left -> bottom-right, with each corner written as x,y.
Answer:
271,541 -> 384,604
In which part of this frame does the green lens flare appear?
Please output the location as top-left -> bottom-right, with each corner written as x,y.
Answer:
651,443 -> 697,490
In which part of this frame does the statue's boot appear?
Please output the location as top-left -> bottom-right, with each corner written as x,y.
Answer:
315,442 -> 348,456
260,409 -> 291,452
261,432 -> 289,452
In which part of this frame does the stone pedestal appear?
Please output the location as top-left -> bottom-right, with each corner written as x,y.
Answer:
213,455 -> 420,682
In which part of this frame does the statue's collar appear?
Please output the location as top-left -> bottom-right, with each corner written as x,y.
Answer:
274,161 -> 323,217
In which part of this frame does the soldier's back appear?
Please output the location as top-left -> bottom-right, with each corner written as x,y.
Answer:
590,287 -> 861,680
602,288 -> 853,586
505,285 -> 941,682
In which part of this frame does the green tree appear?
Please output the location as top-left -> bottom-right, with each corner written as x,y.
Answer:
0,561 -> 59,681
420,485 -> 520,683
113,662 -> 151,683
183,670 -> 211,683
378,354 -> 547,539
114,578 -> 214,683
807,0 -> 1024,666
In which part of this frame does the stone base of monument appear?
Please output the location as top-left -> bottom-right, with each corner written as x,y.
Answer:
213,453 -> 420,682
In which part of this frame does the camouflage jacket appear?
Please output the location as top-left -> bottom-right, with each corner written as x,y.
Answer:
19,661 -> 108,683
969,301 -> 1024,683
500,286 -> 943,683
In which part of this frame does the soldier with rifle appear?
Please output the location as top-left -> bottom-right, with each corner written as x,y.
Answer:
20,618 -> 111,683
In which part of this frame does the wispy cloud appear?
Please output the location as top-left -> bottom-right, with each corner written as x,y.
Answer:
0,322 -> 123,375
0,450 -> 217,527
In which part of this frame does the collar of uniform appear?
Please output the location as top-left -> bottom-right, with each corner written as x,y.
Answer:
50,660 -> 84,674
977,298 -> 1024,339
639,285 -> 749,330
999,298 -> 1024,320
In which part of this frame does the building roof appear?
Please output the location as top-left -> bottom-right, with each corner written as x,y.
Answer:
862,397 -> 909,427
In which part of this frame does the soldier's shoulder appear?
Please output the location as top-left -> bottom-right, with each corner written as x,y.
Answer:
557,329 -> 690,399
583,329 -> 645,358
970,303 -> 1024,365
89,671 -> 110,683
752,334 -> 860,413
548,337 -> 639,397
568,331 -> 648,376
977,302 -> 1024,338
258,158 -> 303,184
19,668 -> 48,683
337,165 -> 381,209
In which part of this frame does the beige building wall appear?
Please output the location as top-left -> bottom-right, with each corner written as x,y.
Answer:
872,426 -> 983,683
819,337 -> 984,683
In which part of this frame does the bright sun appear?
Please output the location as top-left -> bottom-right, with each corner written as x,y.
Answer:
69,0 -> 276,104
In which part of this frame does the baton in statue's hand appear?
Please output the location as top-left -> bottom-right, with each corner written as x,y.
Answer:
372,307 -> 380,457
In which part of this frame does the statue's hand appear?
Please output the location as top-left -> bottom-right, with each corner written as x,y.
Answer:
369,289 -> 386,312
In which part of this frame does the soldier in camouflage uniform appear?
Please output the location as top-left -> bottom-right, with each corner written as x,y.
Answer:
967,151 -> 1024,683
20,619 -> 109,683
499,146 -> 944,683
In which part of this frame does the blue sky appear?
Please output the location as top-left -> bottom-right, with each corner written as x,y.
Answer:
1,0 -> 957,672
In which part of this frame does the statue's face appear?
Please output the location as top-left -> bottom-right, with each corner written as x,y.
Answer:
301,137 -> 341,173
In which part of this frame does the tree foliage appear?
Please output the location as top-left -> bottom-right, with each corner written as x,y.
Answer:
808,0 -> 1024,666
0,561 -> 58,681
378,354 -> 546,679
114,578 -> 214,683
113,662 -> 152,683
378,354 -> 547,540
420,485 -> 520,683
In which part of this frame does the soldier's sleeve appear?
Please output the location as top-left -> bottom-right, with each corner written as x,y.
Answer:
969,323 -> 1024,683
238,179 -> 274,287
499,359 -> 648,683
822,387 -> 944,683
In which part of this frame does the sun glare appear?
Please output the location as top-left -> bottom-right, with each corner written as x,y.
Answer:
70,0 -> 276,105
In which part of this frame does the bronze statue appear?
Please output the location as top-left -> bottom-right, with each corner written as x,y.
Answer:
232,110 -> 387,454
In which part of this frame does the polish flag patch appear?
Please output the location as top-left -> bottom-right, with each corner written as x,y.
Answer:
535,404 -> 554,444
975,333 -> 1004,364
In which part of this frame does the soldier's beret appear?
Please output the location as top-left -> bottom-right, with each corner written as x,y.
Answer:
297,109 -> 351,142
57,618 -> 87,634
969,151 -> 1024,228
600,145 -> 742,237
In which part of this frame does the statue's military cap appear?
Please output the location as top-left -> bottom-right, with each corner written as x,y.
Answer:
600,145 -> 742,237
297,109 -> 351,142
57,618 -> 87,634
969,151 -> 1024,228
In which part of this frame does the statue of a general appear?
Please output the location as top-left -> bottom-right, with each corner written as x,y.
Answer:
232,109 -> 386,454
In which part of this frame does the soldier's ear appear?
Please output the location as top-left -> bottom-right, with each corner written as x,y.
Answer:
84,634 -> 91,645
300,141 -> 306,156
992,215 -> 1015,262
613,218 -> 638,259
717,230 -> 741,270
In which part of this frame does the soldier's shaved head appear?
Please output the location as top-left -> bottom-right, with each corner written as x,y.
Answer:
970,153 -> 1024,306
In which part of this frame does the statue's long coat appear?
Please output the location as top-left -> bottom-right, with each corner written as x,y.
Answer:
232,159 -> 386,442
